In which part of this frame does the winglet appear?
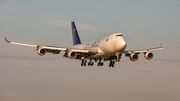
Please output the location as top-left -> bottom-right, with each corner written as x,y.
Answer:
4,37 -> 11,43
160,43 -> 164,48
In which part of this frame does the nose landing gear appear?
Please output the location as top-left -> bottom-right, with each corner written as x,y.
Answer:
115,53 -> 121,62
109,60 -> 115,67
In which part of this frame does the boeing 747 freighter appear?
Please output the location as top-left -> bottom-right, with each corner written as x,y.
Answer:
5,21 -> 164,67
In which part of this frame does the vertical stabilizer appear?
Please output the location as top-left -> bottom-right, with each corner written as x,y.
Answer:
71,21 -> 81,45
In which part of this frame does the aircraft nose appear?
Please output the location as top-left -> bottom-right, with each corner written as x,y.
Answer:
121,39 -> 126,46
118,37 -> 126,52
114,35 -> 127,52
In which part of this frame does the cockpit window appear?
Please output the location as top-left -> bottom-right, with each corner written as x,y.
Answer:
116,35 -> 122,36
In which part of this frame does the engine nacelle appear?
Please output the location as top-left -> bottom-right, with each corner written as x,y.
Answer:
130,54 -> 139,61
67,51 -> 77,59
144,52 -> 154,60
37,48 -> 46,56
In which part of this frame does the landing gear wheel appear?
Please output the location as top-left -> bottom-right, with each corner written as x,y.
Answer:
88,62 -> 94,66
109,60 -> 115,67
112,61 -> 115,64
101,62 -> 104,66
98,63 -> 101,66
88,62 -> 90,66
81,63 -> 83,66
98,62 -> 104,66
91,62 -> 94,66
81,59 -> 87,66
97,58 -> 103,66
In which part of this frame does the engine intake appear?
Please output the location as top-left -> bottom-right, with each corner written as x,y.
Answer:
144,52 -> 154,60
68,51 -> 77,59
37,48 -> 46,56
130,54 -> 139,61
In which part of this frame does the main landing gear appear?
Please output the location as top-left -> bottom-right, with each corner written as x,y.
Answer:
81,59 -> 94,66
81,58 -> 117,67
109,60 -> 115,67
81,59 -> 87,66
88,59 -> 94,66
97,58 -> 104,66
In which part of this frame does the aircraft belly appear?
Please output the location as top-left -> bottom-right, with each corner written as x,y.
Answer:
88,47 -> 115,58
101,46 -> 116,54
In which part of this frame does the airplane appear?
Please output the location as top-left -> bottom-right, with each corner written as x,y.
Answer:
4,21 -> 164,67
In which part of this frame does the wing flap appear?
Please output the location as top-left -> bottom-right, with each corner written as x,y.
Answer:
66,48 -> 98,54
42,46 -> 67,51
46,49 -> 61,54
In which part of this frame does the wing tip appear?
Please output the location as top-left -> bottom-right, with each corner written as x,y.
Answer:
4,37 -> 11,43
160,43 -> 164,48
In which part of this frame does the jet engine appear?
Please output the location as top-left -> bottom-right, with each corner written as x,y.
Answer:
37,48 -> 46,56
67,51 -> 77,59
129,54 -> 139,61
144,52 -> 154,60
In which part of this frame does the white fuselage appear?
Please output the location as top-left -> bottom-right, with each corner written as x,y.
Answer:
72,33 -> 127,58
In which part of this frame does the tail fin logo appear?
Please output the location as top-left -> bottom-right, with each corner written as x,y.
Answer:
73,28 -> 76,33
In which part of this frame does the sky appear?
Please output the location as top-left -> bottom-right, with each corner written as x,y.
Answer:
0,0 -> 180,101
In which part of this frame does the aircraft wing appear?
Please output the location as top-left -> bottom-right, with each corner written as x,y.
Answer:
122,43 -> 164,54
4,37 -> 98,54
